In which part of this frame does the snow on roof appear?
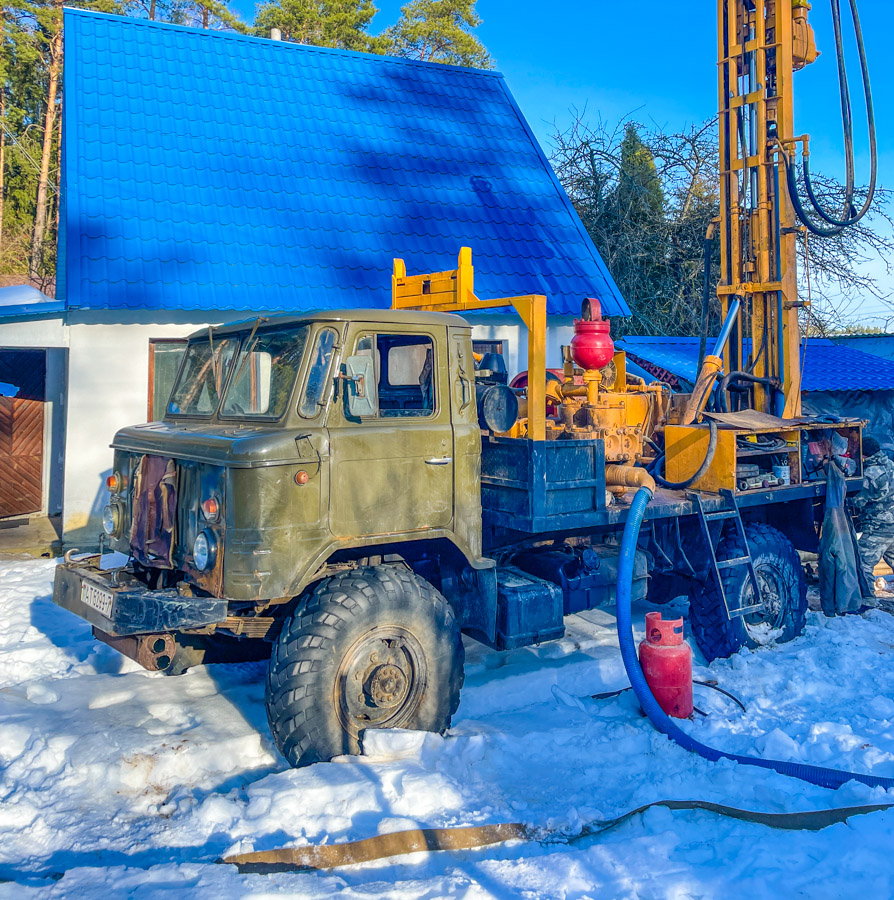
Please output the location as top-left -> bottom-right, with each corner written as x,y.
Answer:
0,284 -> 52,307
0,284 -> 65,321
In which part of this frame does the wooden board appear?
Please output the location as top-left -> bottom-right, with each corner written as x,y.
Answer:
0,350 -> 46,518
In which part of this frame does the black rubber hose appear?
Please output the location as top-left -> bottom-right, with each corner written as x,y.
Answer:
652,419 -> 719,491
717,371 -> 777,413
784,152 -> 844,237
802,0 -> 876,228
788,0 -> 876,234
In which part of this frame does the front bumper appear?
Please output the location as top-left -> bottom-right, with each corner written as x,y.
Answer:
52,556 -> 228,637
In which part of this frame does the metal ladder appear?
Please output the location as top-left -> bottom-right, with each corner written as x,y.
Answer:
692,489 -> 762,619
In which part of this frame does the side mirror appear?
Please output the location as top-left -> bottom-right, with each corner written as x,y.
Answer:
344,355 -> 377,418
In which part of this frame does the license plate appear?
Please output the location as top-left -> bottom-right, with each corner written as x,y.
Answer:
81,581 -> 115,618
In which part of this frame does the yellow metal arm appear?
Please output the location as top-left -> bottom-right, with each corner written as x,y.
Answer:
392,248 -> 547,441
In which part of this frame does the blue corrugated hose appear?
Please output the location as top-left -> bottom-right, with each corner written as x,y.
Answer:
617,486 -> 894,791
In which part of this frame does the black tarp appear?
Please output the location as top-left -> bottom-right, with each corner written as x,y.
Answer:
803,390 -> 894,453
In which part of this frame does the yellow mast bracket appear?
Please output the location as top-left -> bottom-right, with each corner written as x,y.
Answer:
392,248 -> 547,442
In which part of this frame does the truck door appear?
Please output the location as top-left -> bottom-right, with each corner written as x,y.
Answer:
329,326 -> 454,538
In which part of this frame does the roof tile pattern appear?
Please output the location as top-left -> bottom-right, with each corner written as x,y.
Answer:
617,336 -> 894,393
62,10 -> 628,316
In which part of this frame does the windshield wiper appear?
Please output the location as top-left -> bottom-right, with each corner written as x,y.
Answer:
208,326 -> 220,388
228,317 -> 268,397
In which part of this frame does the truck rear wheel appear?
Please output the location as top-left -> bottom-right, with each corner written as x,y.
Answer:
688,523 -> 807,662
266,565 -> 464,768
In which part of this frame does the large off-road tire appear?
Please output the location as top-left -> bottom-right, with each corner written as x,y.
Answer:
266,565 -> 464,768
688,523 -> 807,662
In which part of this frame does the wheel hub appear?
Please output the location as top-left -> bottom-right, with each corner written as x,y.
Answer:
368,663 -> 409,708
335,626 -> 427,737
744,563 -> 787,642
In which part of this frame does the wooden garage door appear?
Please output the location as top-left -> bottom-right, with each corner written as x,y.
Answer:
0,350 -> 46,518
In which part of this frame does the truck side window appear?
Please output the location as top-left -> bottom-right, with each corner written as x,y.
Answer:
378,334 -> 434,417
299,328 -> 337,417
352,334 -> 435,418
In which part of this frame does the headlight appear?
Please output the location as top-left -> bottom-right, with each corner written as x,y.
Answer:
193,530 -> 217,571
102,503 -> 121,536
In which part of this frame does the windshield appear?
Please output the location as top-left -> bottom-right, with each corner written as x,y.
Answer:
167,337 -> 238,416
221,325 -> 309,418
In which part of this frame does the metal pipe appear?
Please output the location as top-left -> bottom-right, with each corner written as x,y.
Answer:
698,221 -> 718,373
682,297 -> 742,426
712,295 -> 741,358
605,465 -> 656,493
773,163 -> 786,416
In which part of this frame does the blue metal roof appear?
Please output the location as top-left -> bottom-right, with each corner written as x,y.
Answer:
61,10 -> 628,318
617,336 -> 894,393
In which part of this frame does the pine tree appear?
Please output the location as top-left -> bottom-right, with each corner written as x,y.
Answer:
123,0 -> 247,31
253,0 -> 380,52
384,0 -> 491,68
2,0 -> 123,284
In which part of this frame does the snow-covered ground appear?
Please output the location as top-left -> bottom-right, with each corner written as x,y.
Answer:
2,558 -> 894,898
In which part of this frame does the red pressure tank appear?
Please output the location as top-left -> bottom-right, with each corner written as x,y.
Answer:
570,298 -> 614,371
638,611 -> 693,718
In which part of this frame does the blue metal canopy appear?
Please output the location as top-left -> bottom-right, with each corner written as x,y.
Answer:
61,10 -> 629,318
618,336 -> 894,393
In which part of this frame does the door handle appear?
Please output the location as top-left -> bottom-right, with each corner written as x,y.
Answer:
425,457 -> 452,465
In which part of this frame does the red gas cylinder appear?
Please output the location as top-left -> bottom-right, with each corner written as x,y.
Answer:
638,611 -> 693,718
570,298 -> 614,371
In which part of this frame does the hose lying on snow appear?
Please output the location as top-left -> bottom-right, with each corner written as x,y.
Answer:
617,485 -> 894,792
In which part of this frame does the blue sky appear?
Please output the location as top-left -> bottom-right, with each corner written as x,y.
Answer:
230,0 -> 892,324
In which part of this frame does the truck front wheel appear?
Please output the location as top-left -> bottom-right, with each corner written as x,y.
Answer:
687,523 -> 807,662
266,565 -> 464,768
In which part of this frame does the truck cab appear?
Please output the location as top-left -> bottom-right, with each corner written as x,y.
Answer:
70,310 -> 482,599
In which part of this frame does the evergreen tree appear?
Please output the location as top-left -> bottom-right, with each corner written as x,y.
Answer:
0,9 -> 42,260
384,0 -> 491,68
253,0 -> 380,52
123,0 -> 246,31
616,123 -> 663,222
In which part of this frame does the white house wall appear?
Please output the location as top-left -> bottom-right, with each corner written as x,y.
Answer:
470,315 -> 576,378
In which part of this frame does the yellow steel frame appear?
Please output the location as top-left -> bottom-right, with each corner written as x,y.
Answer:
392,248 -> 548,441
717,0 -> 803,416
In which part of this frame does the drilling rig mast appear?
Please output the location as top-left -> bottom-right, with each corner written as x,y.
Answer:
715,0 -> 875,419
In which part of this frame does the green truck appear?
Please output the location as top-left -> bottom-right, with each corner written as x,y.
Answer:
53,308 -> 854,767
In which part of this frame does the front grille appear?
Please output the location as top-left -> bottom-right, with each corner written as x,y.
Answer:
129,454 -> 178,568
